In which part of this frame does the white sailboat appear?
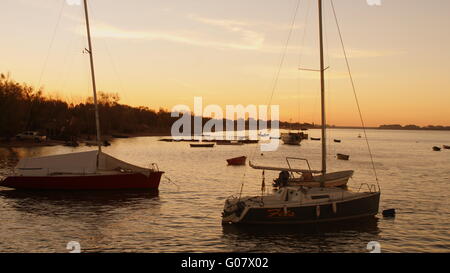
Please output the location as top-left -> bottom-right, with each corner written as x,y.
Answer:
222,0 -> 380,225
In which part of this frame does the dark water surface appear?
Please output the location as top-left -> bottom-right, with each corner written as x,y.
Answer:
0,129 -> 449,253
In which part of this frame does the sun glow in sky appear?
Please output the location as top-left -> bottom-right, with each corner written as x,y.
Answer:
1,0 -> 450,127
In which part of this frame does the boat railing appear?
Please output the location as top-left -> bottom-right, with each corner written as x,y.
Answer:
357,183 -> 378,193
285,157 -> 312,176
150,163 -> 160,172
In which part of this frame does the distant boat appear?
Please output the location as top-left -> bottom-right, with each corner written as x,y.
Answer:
281,132 -> 302,145
433,146 -> 441,151
334,139 -> 342,143
159,138 -> 174,142
337,153 -> 350,161
227,156 -> 247,166
190,143 -> 215,148
84,140 -> 110,147
443,145 -> 450,150
112,134 -> 130,139
358,134 -> 362,138
216,140 -> 244,146
238,139 -> 259,144
311,137 -> 321,141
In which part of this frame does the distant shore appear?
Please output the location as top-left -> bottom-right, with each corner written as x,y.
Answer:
0,132 -> 171,148
2,126 -> 449,149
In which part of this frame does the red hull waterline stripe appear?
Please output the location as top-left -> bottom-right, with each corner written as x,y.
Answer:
0,172 -> 164,190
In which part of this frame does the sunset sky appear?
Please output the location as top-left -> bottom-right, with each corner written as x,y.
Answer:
1,0 -> 449,127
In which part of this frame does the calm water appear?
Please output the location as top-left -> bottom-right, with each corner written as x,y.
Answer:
0,129 -> 449,253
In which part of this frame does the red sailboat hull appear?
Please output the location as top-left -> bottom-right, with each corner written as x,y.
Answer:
0,172 -> 164,190
227,156 -> 247,166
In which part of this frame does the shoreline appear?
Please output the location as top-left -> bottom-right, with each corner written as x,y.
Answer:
2,127 -> 450,149
0,132 -> 171,148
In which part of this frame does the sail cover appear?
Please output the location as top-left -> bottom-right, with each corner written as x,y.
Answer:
15,151 -> 149,176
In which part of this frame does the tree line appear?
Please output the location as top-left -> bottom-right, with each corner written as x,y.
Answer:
0,74 -> 175,141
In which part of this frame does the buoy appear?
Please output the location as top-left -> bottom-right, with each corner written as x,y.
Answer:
382,208 -> 396,217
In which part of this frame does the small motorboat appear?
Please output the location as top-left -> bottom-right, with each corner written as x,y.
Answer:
190,143 -> 215,148
159,138 -> 174,142
216,140 -> 244,146
311,137 -> 321,141
85,140 -> 110,147
337,153 -> 350,160
443,145 -> 450,150
227,156 -> 247,166
238,139 -> 259,144
112,134 -> 129,139
281,133 -> 302,146
433,146 -> 441,151
334,139 -> 342,143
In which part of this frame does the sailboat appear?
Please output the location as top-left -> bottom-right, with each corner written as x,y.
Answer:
0,0 -> 164,190
222,0 -> 380,225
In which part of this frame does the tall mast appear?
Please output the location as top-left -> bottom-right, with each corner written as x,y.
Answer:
318,0 -> 327,176
83,0 -> 102,158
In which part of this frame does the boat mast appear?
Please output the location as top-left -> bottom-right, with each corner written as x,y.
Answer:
318,0 -> 327,176
83,0 -> 102,159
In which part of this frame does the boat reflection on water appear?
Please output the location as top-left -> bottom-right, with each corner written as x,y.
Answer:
222,217 -> 381,253
222,216 -> 380,236
0,189 -> 160,216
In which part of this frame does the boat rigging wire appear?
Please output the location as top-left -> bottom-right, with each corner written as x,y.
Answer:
25,0 -> 66,132
297,0 -> 312,129
329,0 -> 381,191
36,0 -> 66,89
267,0 -> 302,107
239,0 -> 302,200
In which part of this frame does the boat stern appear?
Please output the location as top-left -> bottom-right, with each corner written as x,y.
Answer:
221,196 -> 248,224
